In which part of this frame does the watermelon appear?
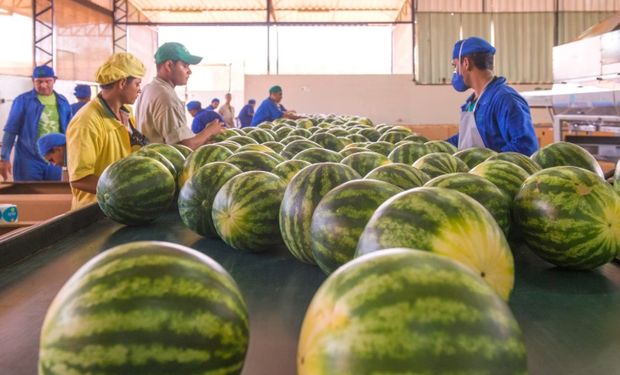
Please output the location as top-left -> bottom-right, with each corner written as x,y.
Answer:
227,135 -> 258,146
296,118 -> 314,129
280,135 -> 307,146
470,160 -> 529,200
388,142 -> 430,164
327,128 -> 349,137
513,166 -> 620,269
293,148 -> 343,164
178,144 -> 233,188
39,241 -> 249,375
532,141 -> 604,178
97,156 -> 175,226
298,249 -> 526,375
170,144 -> 193,158
364,163 -> 430,190
289,128 -> 313,138
346,135 -> 369,145
143,143 -> 186,177
615,161 -> 620,194
454,147 -> 498,169
272,160 -> 311,183
215,141 -> 241,152
211,128 -> 238,142
212,171 -> 286,252
425,173 -> 512,235
341,151 -> 391,176
247,128 -> 275,143
134,148 -> 177,179
356,187 -> 514,300
275,127 -> 294,141
225,151 -> 280,172
262,141 -> 285,153
281,139 -> 322,159
412,152 -> 469,178
356,128 -> 380,142
280,163 -> 361,264
310,179 -> 403,274
487,152 -> 541,175
240,127 -> 253,134
365,141 -> 395,156
236,144 -> 273,153
377,131 -> 408,144
178,162 -> 243,237
425,140 -> 458,154
309,133 -> 346,152
257,122 -> 274,129
337,137 -> 352,146
402,134 -> 430,143
339,147 -> 368,158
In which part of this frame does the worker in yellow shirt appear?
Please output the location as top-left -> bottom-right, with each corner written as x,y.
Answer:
67,52 -> 147,210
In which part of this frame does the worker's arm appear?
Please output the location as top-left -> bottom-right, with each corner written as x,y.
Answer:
70,175 -> 99,194
179,119 -> 224,150
0,132 -> 16,181
283,111 -> 304,120
496,94 -> 539,156
1,96 -> 26,181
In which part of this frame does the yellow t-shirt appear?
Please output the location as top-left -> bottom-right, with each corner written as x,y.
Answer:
67,97 -> 132,210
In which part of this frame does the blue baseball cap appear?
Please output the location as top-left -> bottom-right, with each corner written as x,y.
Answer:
32,65 -> 57,79
248,99 -> 256,104
211,98 -> 220,103
452,37 -> 496,59
186,101 -> 201,111
74,84 -> 91,99
37,133 -> 66,158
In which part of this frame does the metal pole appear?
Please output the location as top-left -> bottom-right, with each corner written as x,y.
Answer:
411,0 -> 416,81
266,0 -> 271,74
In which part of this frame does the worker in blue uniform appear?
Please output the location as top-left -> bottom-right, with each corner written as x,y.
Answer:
238,99 -> 256,128
37,133 -> 66,167
186,100 -> 202,118
251,85 -> 302,126
206,98 -> 219,111
1,66 -> 71,181
192,108 -> 224,134
70,84 -> 91,117
447,37 -> 538,156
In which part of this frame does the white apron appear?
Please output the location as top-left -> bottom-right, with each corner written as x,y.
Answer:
457,84 -> 491,150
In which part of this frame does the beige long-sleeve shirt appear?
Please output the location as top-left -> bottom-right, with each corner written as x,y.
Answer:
218,103 -> 235,128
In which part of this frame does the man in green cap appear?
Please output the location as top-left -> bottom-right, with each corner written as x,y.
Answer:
135,42 -> 223,149
250,85 -> 302,126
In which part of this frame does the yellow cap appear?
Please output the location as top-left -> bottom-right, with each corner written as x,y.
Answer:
95,52 -> 146,85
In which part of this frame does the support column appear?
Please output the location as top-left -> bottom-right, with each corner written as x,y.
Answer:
33,0 -> 53,68
113,0 -> 128,52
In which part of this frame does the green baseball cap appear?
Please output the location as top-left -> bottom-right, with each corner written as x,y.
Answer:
155,42 -> 202,65
269,85 -> 282,94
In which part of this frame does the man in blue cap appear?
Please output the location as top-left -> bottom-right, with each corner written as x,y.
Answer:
186,101 -> 202,117
0,65 -> 71,181
206,98 -> 220,111
70,84 -> 92,117
238,99 -> 256,128
37,133 -> 66,167
447,37 -> 538,156
251,85 -> 302,126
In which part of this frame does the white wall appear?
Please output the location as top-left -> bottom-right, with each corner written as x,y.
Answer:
244,74 -> 552,125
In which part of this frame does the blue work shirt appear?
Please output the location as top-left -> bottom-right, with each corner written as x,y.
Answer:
251,98 -> 287,127
192,109 -> 225,134
447,76 -> 538,156
70,101 -> 87,118
2,89 -> 71,180
206,105 -> 217,111
238,104 -> 255,128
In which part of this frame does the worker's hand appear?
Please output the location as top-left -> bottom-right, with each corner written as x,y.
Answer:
205,120 -> 225,140
0,160 -> 12,181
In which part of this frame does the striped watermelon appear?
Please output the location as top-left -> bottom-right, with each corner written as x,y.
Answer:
341,151 -> 391,176
143,143 -> 186,177
309,133 -> 346,151
338,136 -> 352,146
364,163 -> 430,190
211,128 -> 238,142
272,160 -> 311,183
178,144 -> 233,189
365,141 -> 395,156
289,128 -> 313,138
281,139 -> 322,159
212,171 -> 286,252
178,162 -> 243,237
257,122 -> 274,129
388,142 -> 430,164
170,144 -> 193,158
425,173 -> 512,235
39,241 -> 249,375
280,135 -> 307,145
134,148 -> 177,179
327,128 -> 349,137
513,166 -> 620,269
275,127 -> 294,141
356,187 -> 514,300
225,151 -> 280,172
236,144 -> 273,153
412,152 -> 469,178
454,147 -> 498,169
357,128 -> 380,142
339,147 -> 368,158
310,179 -> 403,274
487,152 -> 541,175
346,134 -> 370,144
425,140 -> 458,154
298,249 -> 526,375
240,127 -> 253,134
294,147 -> 344,164
616,161 -> 620,194
247,128 -> 275,143
402,134 -> 430,143
97,156 -> 176,226
470,160 -> 529,200
532,141 -> 604,178
262,141 -> 285,153
215,141 -> 241,152
377,131 -> 409,144
296,118 -> 314,129
227,136 -> 258,146
280,163 -> 361,264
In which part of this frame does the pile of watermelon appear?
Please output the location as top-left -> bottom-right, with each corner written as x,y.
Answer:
87,113 -> 620,374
